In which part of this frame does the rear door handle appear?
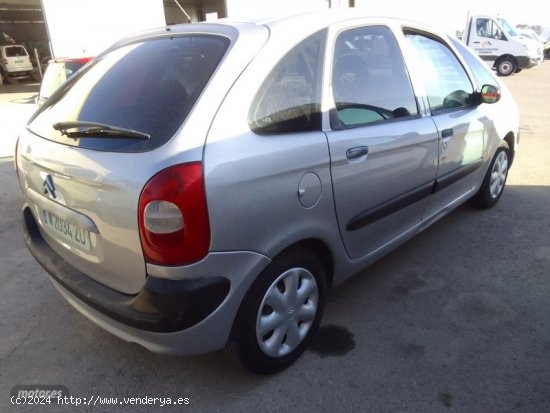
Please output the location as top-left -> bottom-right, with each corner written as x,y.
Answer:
441,128 -> 453,139
346,146 -> 369,160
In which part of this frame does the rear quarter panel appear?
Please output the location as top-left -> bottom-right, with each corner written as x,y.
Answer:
205,24 -> 347,263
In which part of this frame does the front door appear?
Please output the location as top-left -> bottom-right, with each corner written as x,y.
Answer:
325,25 -> 439,259
404,31 -> 491,219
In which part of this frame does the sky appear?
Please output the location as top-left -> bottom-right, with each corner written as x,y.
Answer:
347,0 -> 549,34
230,0 -> 549,37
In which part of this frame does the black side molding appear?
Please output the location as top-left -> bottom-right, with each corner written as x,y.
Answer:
433,159 -> 483,193
22,207 -> 230,333
346,181 -> 435,231
346,159 -> 484,232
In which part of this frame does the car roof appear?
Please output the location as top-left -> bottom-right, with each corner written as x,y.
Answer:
106,10 -> 446,52
0,44 -> 27,50
242,9 -> 420,30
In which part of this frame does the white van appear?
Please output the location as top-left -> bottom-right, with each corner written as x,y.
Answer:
463,14 -> 542,76
0,44 -> 34,83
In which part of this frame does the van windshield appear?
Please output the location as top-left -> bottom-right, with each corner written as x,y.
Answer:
497,18 -> 519,37
29,35 -> 230,153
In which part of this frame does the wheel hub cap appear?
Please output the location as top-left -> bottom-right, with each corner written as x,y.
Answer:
256,267 -> 319,358
489,150 -> 508,199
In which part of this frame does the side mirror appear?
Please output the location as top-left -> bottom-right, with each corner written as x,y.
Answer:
480,84 -> 501,104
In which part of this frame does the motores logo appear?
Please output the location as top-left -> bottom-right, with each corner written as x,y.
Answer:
11,385 -> 69,401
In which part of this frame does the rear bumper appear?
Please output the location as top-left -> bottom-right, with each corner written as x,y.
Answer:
22,205 -> 271,355
4,69 -> 33,78
23,206 -> 229,332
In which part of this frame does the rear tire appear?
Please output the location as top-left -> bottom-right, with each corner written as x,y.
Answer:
469,144 -> 510,209
496,57 -> 517,76
231,247 -> 327,374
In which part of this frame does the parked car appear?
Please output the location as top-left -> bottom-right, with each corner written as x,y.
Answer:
36,57 -> 93,106
0,44 -> 34,83
16,11 -> 519,374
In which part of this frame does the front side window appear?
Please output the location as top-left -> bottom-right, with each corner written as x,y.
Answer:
29,35 -> 230,153
249,31 -> 325,135
450,38 -> 497,88
476,19 -> 507,41
331,25 -> 418,129
405,33 -> 474,113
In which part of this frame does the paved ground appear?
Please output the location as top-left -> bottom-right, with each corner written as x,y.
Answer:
0,83 -> 39,158
1,63 -> 549,413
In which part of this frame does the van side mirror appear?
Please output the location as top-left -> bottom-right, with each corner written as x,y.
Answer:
480,84 -> 501,104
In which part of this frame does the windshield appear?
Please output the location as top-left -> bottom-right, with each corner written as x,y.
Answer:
29,34 -> 230,153
497,18 -> 519,37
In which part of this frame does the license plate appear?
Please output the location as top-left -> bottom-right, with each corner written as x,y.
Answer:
42,210 -> 91,252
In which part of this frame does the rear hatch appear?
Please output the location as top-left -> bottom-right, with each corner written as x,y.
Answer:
2,45 -> 33,72
18,33 -> 231,294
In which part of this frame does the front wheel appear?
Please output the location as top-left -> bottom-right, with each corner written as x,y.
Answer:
469,145 -> 510,209
231,248 -> 327,374
496,58 -> 517,76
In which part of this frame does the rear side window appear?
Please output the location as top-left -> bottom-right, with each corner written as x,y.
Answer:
30,35 -> 229,153
405,33 -> 474,113
5,46 -> 28,57
249,31 -> 325,135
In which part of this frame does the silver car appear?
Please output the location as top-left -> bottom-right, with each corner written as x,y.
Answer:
16,11 -> 519,374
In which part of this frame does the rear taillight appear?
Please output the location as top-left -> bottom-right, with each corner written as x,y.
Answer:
138,162 -> 210,266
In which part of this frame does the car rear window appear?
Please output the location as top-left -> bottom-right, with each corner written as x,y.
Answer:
5,46 -> 28,57
29,35 -> 230,153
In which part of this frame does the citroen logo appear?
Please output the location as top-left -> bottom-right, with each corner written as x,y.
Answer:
43,175 -> 57,199
287,307 -> 296,321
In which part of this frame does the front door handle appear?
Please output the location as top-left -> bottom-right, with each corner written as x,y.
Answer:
441,128 -> 453,139
346,146 -> 369,160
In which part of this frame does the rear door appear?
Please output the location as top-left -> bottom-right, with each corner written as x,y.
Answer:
325,24 -> 439,259
3,45 -> 33,72
403,31 -> 491,219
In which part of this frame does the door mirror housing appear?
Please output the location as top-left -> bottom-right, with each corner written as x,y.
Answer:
480,84 -> 501,104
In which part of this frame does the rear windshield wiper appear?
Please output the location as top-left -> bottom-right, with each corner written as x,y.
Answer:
53,121 -> 150,140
